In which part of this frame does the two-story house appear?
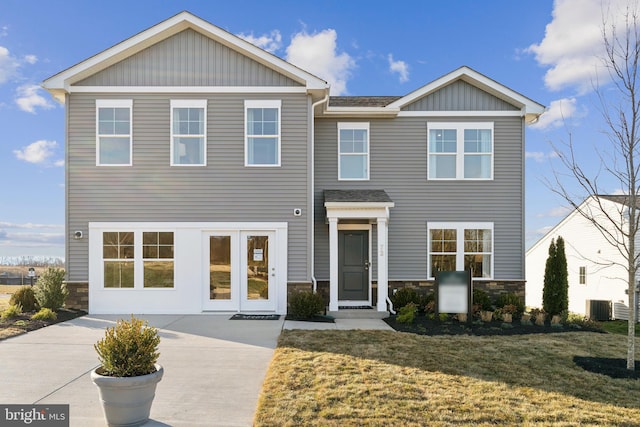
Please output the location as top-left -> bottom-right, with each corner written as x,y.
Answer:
43,12 -> 544,315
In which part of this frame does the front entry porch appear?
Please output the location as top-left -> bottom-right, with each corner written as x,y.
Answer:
324,190 -> 395,315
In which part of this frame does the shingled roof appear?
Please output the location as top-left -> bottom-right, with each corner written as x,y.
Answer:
324,189 -> 393,203
328,96 -> 402,108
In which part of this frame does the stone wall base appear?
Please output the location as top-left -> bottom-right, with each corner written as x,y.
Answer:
64,282 -> 88,311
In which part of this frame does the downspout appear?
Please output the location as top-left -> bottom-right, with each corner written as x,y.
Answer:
310,93 -> 330,293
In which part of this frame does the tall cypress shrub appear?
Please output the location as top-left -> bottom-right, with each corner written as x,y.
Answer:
542,238 -> 557,314
555,236 -> 569,314
542,236 -> 569,315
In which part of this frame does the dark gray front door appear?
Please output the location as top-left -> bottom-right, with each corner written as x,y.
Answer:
338,230 -> 369,301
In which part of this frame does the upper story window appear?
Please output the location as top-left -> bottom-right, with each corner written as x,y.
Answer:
96,100 -> 132,166
338,122 -> 369,180
171,100 -> 206,166
245,100 -> 281,166
428,222 -> 493,279
579,266 -> 586,285
427,122 -> 493,180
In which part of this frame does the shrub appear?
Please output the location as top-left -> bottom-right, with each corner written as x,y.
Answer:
495,293 -> 525,314
543,236 -> 569,316
565,312 -> 603,331
31,308 -> 57,321
397,302 -> 418,324
1,304 -> 23,320
34,268 -> 68,311
94,315 -> 160,377
391,287 -> 421,310
9,286 -> 38,312
473,289 -> 492,311
288,291 -> 325,319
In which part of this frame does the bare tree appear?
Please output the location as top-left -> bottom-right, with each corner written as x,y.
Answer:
551,5 -> 640,370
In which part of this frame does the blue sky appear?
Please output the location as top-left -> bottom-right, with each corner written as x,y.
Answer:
0,0 -> 629,259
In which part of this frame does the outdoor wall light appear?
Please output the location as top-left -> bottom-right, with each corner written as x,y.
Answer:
293,208 -> 302,216
73,230 -> 83,239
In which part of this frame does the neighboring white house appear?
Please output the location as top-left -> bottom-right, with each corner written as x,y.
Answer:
526,195 -> 638,320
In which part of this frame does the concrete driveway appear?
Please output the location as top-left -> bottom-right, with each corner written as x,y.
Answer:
0,314 -> 284,426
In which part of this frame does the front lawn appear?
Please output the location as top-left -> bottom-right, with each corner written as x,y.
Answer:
601,320 -> 640,335
255,330 -> 640,426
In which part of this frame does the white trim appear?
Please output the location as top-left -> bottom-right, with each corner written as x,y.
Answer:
398,110 -> 524,117
170,99 -> 207,166
427,122 -> 494,181
70,86 -> 308,94
337,122 -> 370,181
322,107 -> 400,118
427,221 -> 494,280
95,99 -> 133,166
244,100 -> 281,167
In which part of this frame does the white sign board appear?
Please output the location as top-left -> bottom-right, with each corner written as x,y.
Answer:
253,249 -> 263,262
438,284 -> 468,313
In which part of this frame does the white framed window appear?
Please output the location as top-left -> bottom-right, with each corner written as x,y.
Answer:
143,232 -> 174,288
338,122 -> 369,180
428,222 -> 493,279
579,266 -> 586,285
171,100 -> 206,166
96,99 -> 132,166
103,231 -> 135,288
427,122 -> 493,180
245,100 -> 281,166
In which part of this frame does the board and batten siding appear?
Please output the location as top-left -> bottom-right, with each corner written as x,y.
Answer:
66,92 -> 310,282
403,80 -> 520,112
76,29 -> 301,87
314,115 -> 525,281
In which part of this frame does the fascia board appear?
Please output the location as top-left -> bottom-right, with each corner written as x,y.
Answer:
321,106 -> 400,118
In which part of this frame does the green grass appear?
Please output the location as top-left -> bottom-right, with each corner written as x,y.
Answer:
601,320 -> 640,335
255,330 -> 640,426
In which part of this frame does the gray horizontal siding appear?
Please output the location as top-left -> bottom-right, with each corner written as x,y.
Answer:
67,92 -> 309,282
77,29 -> 301,87
314,116 -> 524,281
403,80 -> 520,111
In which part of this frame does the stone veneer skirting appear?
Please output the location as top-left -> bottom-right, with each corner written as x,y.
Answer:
64,282 -> 89,311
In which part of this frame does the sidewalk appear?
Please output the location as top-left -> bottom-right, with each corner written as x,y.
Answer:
0,314 -> 392,426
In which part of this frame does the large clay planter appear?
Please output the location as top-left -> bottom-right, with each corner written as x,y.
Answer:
91,364 -> 163,427
502,313 -> 513,323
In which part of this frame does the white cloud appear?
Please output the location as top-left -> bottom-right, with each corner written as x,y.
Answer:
23,54 -> 37,64
536,206 -> 572,218
527,0 -> 633,92
15,84 -> 55,113
13,140 -> 59,164
525,150 -> 559,162
0,222 -> 64,230
0,45 -> 19,84
388,54 -> 409,83
0,26 -> 8,37
530,97 -> 579,130
286,29 -> 355,95
238,30 -> 282,53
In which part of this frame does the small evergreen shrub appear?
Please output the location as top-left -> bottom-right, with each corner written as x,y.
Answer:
473,289 -> 492,311
397,302 -> 418,324
1,304 -> 23,320
565,312 -> 603,331
94,315 -> 160,377
288,291 -> 325,319
9,286 -> 38,312
495,293 -> 525,314
34,268 -> 68,311
391,287 -> 421,309
31,308 -> 57,321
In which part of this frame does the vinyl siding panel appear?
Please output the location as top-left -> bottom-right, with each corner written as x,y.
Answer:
76,29 -> 301,87
315,116 -> 524,281
403,80 -> 520,111
67,92 -> 309,282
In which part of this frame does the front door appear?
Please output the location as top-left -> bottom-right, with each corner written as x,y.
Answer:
204,230 -> 276,312
338,230 -> 370,302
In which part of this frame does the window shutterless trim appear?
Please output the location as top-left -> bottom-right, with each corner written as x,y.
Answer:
244,100 -> 281,167
96,99 -> 133,166
170,99 -> 207,166
337,122 -> 370,181
427,122 -> 494,180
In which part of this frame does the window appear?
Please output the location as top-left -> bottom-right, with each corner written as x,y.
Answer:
428,122 -> 493,180
338,122 -> 369,180
171,100 -> 206,165
245,100 -> 281,166
428,222 -> 493,278
96,100 -> 132,166
103,232 -> 134,288
143,232 -> 174,288
579,266 -> 586,285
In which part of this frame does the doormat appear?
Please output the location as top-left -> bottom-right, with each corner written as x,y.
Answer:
230,314 -> 281,320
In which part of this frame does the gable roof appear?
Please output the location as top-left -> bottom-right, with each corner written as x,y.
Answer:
42,11 -> 329,103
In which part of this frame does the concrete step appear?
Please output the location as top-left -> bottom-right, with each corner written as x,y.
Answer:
327,308 -> 389,319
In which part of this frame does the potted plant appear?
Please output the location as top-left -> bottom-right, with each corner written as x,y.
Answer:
91,315 -> 163,427
501,304 -> 517,323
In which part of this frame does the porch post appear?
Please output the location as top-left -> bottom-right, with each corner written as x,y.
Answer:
328,217 -> 339,311
376,217 -> 389,312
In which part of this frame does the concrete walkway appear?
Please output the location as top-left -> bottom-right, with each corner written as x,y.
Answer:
0,314 -> 392,426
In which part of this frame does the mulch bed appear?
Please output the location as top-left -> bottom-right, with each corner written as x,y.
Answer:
0,308 -> 86,340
